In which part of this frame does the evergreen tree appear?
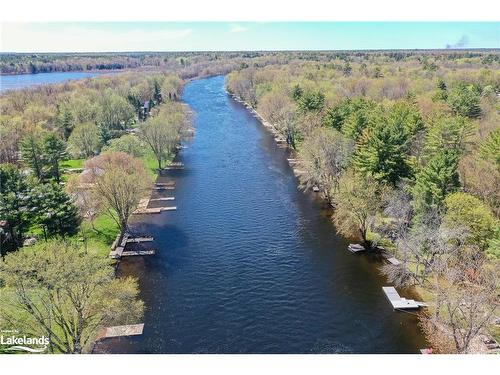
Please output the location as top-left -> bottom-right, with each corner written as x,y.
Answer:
447,83 -> 482,119
0,164 -> 33,253
353,102 -> 423,185
425,116 -> 474,157
479,128 -> 500,169
291,84 -> 303,101
412,150 -> 460,219
28,182 -> 81,239
20,133 -> 45,180
43,133 -> 67,183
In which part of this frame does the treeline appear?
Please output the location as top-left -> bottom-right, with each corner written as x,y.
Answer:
226,51 -> 499,353
3,50 -> 498,75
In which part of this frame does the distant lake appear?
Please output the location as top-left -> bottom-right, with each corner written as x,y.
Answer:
0,71 -> 103,93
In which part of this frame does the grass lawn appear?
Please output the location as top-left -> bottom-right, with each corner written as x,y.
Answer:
60,158 -> 85,169
80,213 -> 120,257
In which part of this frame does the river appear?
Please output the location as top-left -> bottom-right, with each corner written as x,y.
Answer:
0,71 -> 103,92
97,75 -> 427,354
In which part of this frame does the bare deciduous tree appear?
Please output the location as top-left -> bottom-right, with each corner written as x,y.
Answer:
298,127 -> 354,201
80,152 -> 152,242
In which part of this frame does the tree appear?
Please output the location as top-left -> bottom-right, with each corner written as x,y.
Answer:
0,164 -> 33,253
161,75 -> 183,101
139,105 -> 186,169
42,133 -> 66,183
479,128 -> 500,169
298,127 -> 354,200
258,91 -> 299,148
353,102 -> 423,185
81,152 -> 152,242
103,134 -> 146,158
421,256 -> 498,353
412,150 -> 460,219
20,133 -> 45,180
331,171 -> 382,247
425,116 -> 474,157
28,182 -> 81,239
0,241 -> 144,353
443,192 -> 497,252
98,90 -> 135,135
447,83 -> 482,119
322,98 -> 376,135
296,91 -> 325,113
67,122 -> 101,158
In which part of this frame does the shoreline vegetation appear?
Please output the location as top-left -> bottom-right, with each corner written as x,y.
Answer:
224,51 -> 499,353
0,50 -> 499,353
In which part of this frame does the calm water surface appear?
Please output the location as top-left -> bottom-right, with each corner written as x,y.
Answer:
98,75 -> 427,354
0,72 -> 102,92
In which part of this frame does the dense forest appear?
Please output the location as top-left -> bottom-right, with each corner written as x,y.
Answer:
0,50 -> 499,353
226,50 -> 500,353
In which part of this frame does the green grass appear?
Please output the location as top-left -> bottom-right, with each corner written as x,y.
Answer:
60,159 -> 85,169
79,213 -> 120,257
140,150 -> 174,177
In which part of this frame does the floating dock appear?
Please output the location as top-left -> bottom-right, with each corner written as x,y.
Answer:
382,286 -> 427,310
149,197 -> 175,202
133,206 -> 177,215
348,244 -> 366,253
100,323 -> 144,339
126,236 -> 153,243
121,249 -> 156,257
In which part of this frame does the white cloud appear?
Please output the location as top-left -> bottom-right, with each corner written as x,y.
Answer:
1,23 -> 193,52
229,24 -> 247,33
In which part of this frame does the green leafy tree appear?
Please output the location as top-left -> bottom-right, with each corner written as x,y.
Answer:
447,83 -> 482,119
412,150 -> 460,219
0,241 -> 144,353
331,170 -> 382,247
103,134 -> 146,158
443,192 -> 497,252
67,122 -> 101,158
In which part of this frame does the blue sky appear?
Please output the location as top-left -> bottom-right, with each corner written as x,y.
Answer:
1,22 -> 498,52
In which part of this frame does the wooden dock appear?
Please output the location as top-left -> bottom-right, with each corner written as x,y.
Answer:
348,244 -> 365,253
133,206 -> 177,215
99,323 -> 144,339
149,197 -> 175,202
382,286 -> 427,310
126,236 -> 153,243
121,249 -> 156,257
154,185 -> 175,191
110,233 -> 156,259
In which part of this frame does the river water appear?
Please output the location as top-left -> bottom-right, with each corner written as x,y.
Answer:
0,72 -> 102,92
98,75 -> 426,354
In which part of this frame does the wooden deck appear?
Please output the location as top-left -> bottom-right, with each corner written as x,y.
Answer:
382,286 -> 427,310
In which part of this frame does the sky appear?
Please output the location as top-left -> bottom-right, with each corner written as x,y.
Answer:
1,22 -> 499,52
